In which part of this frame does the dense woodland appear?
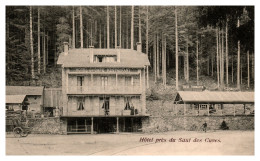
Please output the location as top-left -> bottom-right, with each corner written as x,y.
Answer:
6,6 -> 254,91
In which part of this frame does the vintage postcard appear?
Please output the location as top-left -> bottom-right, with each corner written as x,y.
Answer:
4,3 -> 255,156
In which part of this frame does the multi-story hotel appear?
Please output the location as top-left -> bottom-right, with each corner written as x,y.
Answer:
57,43 -> 150,134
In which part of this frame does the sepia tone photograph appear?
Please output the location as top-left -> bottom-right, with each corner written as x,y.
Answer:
5,4 -> 255,156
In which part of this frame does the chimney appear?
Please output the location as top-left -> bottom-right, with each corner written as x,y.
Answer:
136,42 -> 142,52
64,42 -> 69,55
89,46 -> 94,63
116,46 -> 121,62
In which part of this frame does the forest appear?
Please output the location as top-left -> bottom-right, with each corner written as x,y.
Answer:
6,6 -> 254,91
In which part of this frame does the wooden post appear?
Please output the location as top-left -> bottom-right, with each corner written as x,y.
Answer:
146,66 -> 149,88
91,117 -> 94,134
233,105 -> 236,116
207,104 -> 210,116
244,104 -> 246,114
140,70 -> 142,88
85,119 -> 87,132
184,103 -> 186,116
198,104 -> 200,116
116,73 -> 118,88
116,117 -> 119,133
221,104 -> 223,116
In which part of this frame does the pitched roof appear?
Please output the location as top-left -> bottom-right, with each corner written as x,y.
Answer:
57,48 -> 150,68
6,86 -> 44,96
6,95 -> 26,104
175,91 -> 254,104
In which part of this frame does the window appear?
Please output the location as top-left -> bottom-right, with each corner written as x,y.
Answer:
100,97 -> 110,115
101,76 -> 108,88
94,55 -> 117,63
125,76 -> 132,86
77,97 -> 85,110
77,76 -> 84,86
199,104 -> 208,110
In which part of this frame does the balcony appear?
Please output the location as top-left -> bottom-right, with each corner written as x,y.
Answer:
67,86 -> 142,95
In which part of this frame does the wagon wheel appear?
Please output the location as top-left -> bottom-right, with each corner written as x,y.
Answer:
13,127 -> 23,138
21,130 -> 29,137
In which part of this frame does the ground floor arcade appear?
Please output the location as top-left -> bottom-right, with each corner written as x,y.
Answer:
62,116 -> 147,134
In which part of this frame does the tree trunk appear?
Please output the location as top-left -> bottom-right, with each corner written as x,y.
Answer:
126,14 -> 129,49
237,18 -> 240,90
252,53 -> 254,80
175,7 -> 179,90
219,27 -> 222,88
187,37 -> 189,82
115,6 -> 117,48
104,24 -> 106,48
80,6 -> 83,48
138,6 -> 142,51
131,6 -> 134,50
221,28 -> 224,90
247,50 -> 250,88
119,6 -> 122,48
30,6 -> 35,79
153,34 -> 157,82
156,33 -> 159,78
46,32 -> 48,65
43,29 -> 46,74
216,28 -> 219,88
196,38 -> 199,85
162,34 -> 165,85
232,51 -> 234,83
146,6 -> 149,55
226,19 -> 229,86
164,35 -> 167,86
107,6 -> 110,49
72,6 -> 75,48
37,7 -> 41,74
91,21 -> 93,46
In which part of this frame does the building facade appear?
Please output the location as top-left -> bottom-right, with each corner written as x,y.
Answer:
6,86 -> 44,113
57,43 -> 150,134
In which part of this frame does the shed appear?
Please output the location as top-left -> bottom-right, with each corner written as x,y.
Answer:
174,91 -> 254,116
6,86 -> 44,113
6,95 -> 29,111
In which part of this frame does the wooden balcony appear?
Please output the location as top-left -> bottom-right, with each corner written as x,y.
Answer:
67,85 -> 142,95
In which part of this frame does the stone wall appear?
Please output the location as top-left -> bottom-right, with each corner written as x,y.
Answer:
142,115 -> 254,133
28,117 -> 67,134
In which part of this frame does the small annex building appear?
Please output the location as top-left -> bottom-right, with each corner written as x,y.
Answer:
6,86 -> 44,114
57,43 -> 150,134
174,91 -> 255,116
6,95 -> 29,111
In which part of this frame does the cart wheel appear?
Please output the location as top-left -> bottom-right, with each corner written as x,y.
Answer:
21,131 -> 29,137
13,127 -> 23,138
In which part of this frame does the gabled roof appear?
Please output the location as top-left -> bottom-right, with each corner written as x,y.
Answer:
6,86 -> 44,96
57,48 -> 150,68
175,91 -> 254,104
6,95 -> 26,104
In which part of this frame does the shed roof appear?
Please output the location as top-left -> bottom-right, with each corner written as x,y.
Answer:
175,91 -> 254,104
6,86 -> 44,96
57,48 -> 150,68
6,95 -> 26,104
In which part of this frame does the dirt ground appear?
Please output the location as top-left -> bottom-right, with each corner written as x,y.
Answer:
6,130 -> 254,155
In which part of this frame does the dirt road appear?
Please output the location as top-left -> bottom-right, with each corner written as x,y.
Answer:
6,130 -> 254,155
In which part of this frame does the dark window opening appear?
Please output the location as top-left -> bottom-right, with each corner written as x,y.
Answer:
77,76 -> 84,86
77,97 -> 85,110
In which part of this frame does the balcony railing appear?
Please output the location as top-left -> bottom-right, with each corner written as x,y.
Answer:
67,85 -> 142,94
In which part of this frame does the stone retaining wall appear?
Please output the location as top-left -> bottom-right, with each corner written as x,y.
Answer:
142,115 -> 254,133
28,117 -> 66,134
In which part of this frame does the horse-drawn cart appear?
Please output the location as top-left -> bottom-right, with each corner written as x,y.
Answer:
6,110 -> 31,137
